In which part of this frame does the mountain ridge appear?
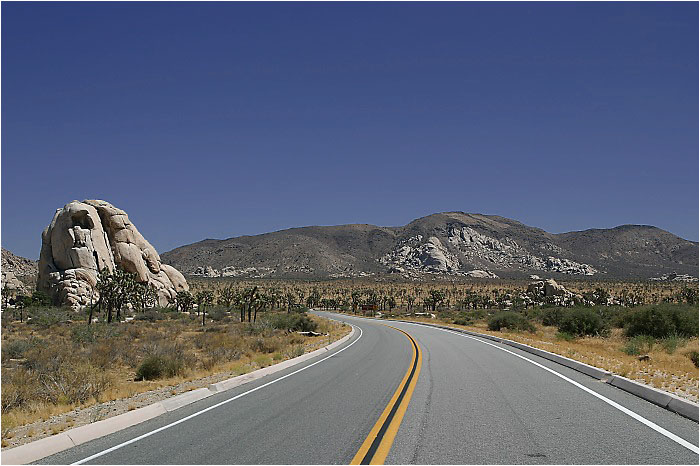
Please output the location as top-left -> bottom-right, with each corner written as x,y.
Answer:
160,212 -> 698,280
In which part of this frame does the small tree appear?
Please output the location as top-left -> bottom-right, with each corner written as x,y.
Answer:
174,290 -> 194,313
96,268 -> 138,323
133,282 -> 158,313
217,285 -> 236,308
195,290 -> 214,326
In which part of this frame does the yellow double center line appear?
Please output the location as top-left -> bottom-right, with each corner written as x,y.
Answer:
351,326 -> 422,465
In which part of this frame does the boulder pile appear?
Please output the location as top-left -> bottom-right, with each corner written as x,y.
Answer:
526,278 -> 583,305
38,200 -> 188,309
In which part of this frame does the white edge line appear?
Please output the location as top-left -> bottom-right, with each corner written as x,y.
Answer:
392,319 -> 699,455
71,323 -> 362,465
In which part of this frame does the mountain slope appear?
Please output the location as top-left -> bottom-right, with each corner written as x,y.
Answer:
1,247 -> 38,291
161,212 -> 698,280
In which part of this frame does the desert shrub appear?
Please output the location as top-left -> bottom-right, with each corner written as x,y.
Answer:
622,305 -> 698,338
134,310 -> 166,323
242,321 -> 270,336
557,308 -> 607,337
40,362 -> 112,404
592,306 -> 625,326
555,331 -> 575,342
2,337 -> 44,359
660,334 -> 688,355
487,312 -> 534,332
135,354 -> 185,381
250,336 -> 283,354
540,307 -> 566,327
285,345 -> 305,358
208,307 -> 229,322
264,313 -> 317,333
90,340 -> 127,368
135,339 -> 193,378
194,332 -> 243,365
688,350 -> 699,368
26,307 -> 73,328
622,335 -> 655,356
135,356 -> 165,380
453,317 -> 471,326
71,323 -> 122,344
1,369 -> 37,413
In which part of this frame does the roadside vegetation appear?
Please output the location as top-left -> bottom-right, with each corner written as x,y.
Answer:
184,277 -> 699,402
1,273 -> 697,445
0,274 -> 348,445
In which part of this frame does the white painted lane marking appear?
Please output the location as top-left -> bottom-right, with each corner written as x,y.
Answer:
72,324 -> 363,465
392,320 -> 699,455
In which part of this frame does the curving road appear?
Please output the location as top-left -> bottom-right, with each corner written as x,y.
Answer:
38,312 -> 698,464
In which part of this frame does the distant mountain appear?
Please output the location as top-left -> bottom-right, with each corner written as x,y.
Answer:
161,212 -> 698,280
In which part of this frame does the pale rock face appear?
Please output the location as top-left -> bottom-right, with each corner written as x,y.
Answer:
465,270 -> 499,279
1,271 -> 25,292
38,200 -> 188,309
380,235 -> 461,274
527,279 -> 569,297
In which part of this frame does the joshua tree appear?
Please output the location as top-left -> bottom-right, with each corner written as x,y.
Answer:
217,284 -> 236,308
195,290 -> 214,326
133,282 -> 158,312
406,295 -> 415,312
351,291 -> 362,314
174,290 -> 194,313
95,267 -> 138,323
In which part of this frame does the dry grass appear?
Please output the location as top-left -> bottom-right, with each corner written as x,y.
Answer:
396,315 -> 699,401
1,310 -> 349,430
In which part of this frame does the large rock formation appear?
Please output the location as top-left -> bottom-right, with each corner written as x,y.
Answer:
38,200 -> 188,308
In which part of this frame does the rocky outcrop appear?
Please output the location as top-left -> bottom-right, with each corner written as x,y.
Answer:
380,235 -> 461,274
465,270 -> 499,279
527,279 -> 569,297
526,279 -> 583,305
38,200 -> 188,309
1,248 -> 37,294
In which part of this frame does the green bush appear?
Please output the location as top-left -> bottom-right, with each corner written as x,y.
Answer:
540,307 -> 566,327
135,354 -> 185,381
264,313 -> 317,332
557,308 -> 607,337
26,306 -> 73,328
2,337 -> 43,359
71,324 -> 122,344
555,331 -> 575,342
622,305 -> 698,338
208,307 -> 229,322
622,335 -> 655,356
660,334 -> 687,355
487,312 -> 534,332
134,310 -> 166,322
688,350 -> 699,368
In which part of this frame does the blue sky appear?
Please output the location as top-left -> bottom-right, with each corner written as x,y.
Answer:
2,2 -> 698,259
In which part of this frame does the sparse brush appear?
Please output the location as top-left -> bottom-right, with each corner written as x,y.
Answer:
660,334 -> 687,355
285,345 -> 305,359
622,335 -> 655,356
555,331 -> 575,342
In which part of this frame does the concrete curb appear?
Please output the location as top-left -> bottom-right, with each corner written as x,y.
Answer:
371,316 -> 699,423
1,324 -> 356,465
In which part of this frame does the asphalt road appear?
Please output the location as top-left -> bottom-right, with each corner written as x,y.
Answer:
39,312 -> 698,464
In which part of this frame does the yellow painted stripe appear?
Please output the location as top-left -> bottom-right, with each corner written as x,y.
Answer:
350,326 -> 422,465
